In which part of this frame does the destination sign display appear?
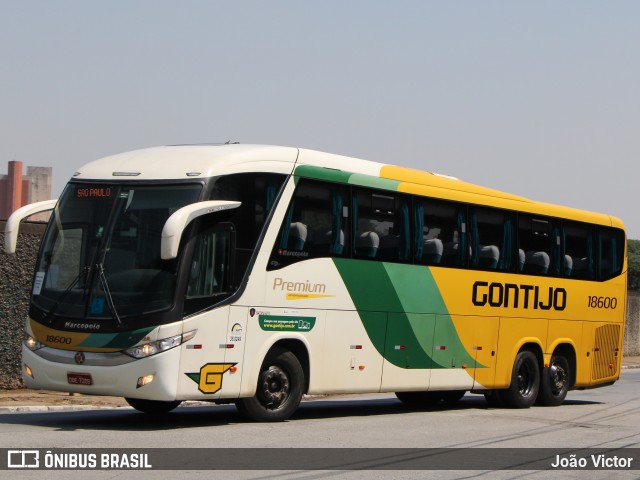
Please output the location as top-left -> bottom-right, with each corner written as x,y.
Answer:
75,187 -> 113,198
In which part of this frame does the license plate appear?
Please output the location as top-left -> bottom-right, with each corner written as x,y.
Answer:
67,373 -> 93,386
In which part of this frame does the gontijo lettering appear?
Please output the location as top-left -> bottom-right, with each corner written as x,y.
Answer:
472,281 -> 567,311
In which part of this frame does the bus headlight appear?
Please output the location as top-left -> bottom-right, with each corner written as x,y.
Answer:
24,334 -> 45,351
124,330 -> 196,359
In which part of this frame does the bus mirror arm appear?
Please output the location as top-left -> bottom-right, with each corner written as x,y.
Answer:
161,200 -> 241,260
4,199 -> 58,254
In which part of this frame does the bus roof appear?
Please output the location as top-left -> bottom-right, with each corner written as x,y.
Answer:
294,148 -> 622,229
73,144 -> 623,229
73,144 -> 300,180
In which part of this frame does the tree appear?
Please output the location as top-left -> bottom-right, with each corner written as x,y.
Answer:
628,239 -> 640,291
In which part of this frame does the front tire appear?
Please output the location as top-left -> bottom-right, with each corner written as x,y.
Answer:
499,350 -> 540,408
125,398 -> 181,414
538,353 -> 570,406
236,348 -> 304,422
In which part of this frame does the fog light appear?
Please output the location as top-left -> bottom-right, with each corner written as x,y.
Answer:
24,364 -> 34,378
136,374 -> 155,388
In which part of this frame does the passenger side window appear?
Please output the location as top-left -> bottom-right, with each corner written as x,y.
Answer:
186,227 -> 233,298
269,179 -> 348,269
563,222 -> 595,279
209,173 -> 286,280
266,176 -> 626,283
470,207 -> 515,272
414,199 -> 467,267
598,228 -> 625,280
518,216 -> 562,276
352,190 -> 410,262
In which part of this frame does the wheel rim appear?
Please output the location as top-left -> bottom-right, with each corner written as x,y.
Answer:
517,361 -> 534,396
549,362 -> 567,395
258,365 -> 290,410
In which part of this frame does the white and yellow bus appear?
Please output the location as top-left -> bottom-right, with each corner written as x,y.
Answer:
5,144 -> 627,421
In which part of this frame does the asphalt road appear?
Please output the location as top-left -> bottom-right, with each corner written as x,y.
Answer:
1,369 -> 640,479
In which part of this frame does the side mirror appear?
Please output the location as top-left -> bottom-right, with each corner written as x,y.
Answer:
4,199 -> 58,254
160,200 -> 241,260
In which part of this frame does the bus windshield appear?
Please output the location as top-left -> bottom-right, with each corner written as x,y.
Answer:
32,183 -> 202,322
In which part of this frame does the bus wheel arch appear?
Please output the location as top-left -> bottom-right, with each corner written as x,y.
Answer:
538,344 -> 575,406
498,343 -> 542,408
236,342 -> 307,422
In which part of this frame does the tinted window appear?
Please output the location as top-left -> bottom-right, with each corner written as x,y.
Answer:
470,207 -> 516,272
353,190 -> 410,262
598,228 -> 625,280
186,228 -> 233,298
269,179 -> 348,269
209,173 -> 286,280
518,215 -> 562,276
563,222 -> 595,279
414,198 -> 467,267
266,178 -> 625,284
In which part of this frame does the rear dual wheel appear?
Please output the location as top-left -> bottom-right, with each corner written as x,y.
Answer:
498,350 -> 540,408
538,354 -> 570,406
485,351 -> 571,408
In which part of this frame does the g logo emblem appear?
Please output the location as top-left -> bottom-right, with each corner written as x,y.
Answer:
185,363 -> 236,394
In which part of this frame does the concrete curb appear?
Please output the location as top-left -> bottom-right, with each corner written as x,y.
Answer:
0,400 -> 215,415
0,405 -> 128,414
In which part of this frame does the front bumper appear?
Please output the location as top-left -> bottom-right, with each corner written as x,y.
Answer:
22,344 -> 182,401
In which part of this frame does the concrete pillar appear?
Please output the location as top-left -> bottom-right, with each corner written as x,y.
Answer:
5,161 -> 23,218
26,166 -> 53,222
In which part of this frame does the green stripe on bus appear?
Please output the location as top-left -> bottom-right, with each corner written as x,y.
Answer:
294,165 -> 352,184
78,326 -> 155,349
333,259 -> 478,369
294,165 -> 401,192
348,173 -> 400,191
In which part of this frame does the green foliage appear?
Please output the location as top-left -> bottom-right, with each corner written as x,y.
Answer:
628,239 -> 640,291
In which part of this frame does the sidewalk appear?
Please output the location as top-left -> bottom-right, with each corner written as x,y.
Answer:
1,356 -> 639,413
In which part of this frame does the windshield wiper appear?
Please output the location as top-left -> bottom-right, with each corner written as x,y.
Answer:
42,266 -> 90,324
96,263 -> 123,328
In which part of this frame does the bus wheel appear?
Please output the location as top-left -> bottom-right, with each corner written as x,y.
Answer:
236,347 -> 304,422
125,398 -> 181,414
499,350 -> 540,408
538,354 -> 570,406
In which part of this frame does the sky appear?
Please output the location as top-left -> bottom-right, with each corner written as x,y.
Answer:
1,1 -> 639,237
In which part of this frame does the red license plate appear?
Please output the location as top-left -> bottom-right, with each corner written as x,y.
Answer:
67,373 -> 93,386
